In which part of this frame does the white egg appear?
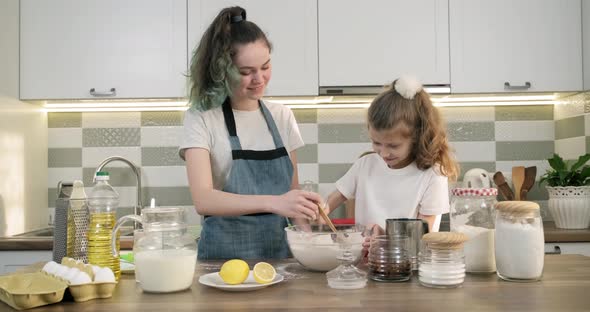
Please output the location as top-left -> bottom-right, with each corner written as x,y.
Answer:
94,267 -> 116,283
69,271 -> 92,285
63,267 -> 81,281
91,265 -> 101,275
42,261 -> 59,274
54,264 -> 69,278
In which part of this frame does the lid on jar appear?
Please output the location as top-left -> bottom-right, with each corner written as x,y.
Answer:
421,232 -> 468,250
451,188 -> 498,197
495,201 -> 540,217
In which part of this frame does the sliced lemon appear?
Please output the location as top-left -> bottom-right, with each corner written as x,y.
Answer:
253,262 -> 276,284
219,259 -> 249,285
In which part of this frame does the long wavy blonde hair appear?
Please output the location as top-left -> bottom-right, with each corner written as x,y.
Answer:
367,79 -> 459,181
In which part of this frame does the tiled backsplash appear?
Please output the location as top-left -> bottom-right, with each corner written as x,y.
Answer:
47,92 -> 590,224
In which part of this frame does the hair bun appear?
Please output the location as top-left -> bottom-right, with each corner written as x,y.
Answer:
394,76 -> 423,100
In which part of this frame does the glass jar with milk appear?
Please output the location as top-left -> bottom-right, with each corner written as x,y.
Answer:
450,188 -> 497,273
111,207 -> 197,292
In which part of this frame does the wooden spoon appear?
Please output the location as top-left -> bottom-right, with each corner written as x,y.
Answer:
512,166 -> 525,201
520,166 -> 537,200
317,203 -> 338,233
493,171 -> 515,201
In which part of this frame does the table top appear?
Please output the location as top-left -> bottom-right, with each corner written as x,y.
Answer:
13,255 -> 590,312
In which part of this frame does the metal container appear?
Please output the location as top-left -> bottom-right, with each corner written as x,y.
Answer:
385,218 -> 429,270
52,182 -> 71,262
53,180 -> 89,263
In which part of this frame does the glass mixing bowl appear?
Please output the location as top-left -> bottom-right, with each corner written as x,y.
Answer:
285,224 -> 366,272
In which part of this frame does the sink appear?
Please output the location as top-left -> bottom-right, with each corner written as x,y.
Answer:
13,227 -> 135,238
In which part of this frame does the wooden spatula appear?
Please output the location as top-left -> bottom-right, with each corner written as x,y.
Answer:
493,171 -> 515,201
512,166 -> 525,201
317,203 -> 338,233
520,166 -> 537,201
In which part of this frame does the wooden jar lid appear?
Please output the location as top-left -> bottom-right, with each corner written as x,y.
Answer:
495,201 -> 539,217
421,232 -> 468,250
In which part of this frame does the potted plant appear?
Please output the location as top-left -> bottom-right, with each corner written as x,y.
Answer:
540,153 -> 590,229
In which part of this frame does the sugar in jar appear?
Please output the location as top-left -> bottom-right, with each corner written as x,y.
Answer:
418,232 -> 468,288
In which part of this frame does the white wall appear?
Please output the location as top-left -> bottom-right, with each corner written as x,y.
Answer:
0,0 -> 48,236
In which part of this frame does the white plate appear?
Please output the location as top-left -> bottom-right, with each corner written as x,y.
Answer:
198,271 -> 283,292
120,261 -> 134,274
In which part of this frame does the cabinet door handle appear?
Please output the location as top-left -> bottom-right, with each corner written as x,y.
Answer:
504,82 -> 531,90
545,245 -> 561,255
89,88 -> 116,97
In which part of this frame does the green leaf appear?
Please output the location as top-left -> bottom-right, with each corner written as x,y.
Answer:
547,153 -> 567,171
570,153 -> 590,172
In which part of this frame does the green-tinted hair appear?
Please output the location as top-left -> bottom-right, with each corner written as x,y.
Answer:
188,6 -> 272,111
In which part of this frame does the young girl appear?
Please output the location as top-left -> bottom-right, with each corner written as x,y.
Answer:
325,76 -> 459,233
180,6 -> 321,260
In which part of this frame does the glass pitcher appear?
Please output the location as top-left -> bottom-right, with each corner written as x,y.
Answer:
111,207 -> 197,293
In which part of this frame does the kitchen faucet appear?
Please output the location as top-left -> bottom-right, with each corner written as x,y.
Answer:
94,156 -> 143,227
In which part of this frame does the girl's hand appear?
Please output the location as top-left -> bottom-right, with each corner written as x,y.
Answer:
361,223 -> 385,259
271,189 -> 322,219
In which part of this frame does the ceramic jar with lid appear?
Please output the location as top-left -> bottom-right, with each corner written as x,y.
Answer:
495,201 -> 544,282
450,188 -> 497,273
418,232 -> 468,288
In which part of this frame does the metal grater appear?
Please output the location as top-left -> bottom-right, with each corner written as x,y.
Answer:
53,181 -> 90,263
67,197 -> 89,263
52,182 -> 71,262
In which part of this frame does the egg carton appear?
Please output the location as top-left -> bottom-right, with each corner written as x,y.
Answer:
41,257 -> 117,303
0,272 -> 68,310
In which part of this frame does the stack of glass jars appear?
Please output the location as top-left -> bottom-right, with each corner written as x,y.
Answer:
418,232 -> 468,288
450,188 -> 497,273
495,201 -> 544,282
367,235 -> 412,282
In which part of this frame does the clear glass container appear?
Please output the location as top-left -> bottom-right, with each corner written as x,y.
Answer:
495,201 -> 544,282
325,227 -> 368,289
418,232 -> 467,288
367,235 -> 412,282
450,188 -> 497,273
111,207 -> 197,293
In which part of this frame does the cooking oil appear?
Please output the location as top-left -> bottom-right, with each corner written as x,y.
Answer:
87,211 -> 121,280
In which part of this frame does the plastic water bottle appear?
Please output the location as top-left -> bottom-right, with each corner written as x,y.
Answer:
87,171 -> 121,280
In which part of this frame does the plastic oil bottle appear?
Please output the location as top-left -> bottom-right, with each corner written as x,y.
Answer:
87,171 -> 121,280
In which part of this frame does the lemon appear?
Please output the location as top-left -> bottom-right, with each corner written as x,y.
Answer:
219,259 -> 249,285
253,262 -> 276,284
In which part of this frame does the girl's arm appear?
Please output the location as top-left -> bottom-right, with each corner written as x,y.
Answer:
185,148 -> 320,219
325,189 -> 348,215
417,213 -> 438,232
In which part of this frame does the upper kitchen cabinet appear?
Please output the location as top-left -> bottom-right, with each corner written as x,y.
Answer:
450,0 -> 583,93
188,0 -> 318,96
318,0 -> 450,88
20,0 -> 187,100
584,0 -> 590,90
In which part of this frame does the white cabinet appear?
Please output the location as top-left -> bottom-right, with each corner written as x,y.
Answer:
545,243 -> 590,256
188,0 -> 318,96
318,0 -> 449,87
0,251 -> 52,274
20,0 -> 187,100
450,0 -> 583,93
584,0 -> 590,90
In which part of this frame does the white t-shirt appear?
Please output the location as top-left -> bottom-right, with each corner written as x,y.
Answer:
179,100 -> 304,190
335,153 -> 450,230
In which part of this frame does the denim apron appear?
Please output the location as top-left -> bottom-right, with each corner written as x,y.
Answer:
197,98 -> 293,260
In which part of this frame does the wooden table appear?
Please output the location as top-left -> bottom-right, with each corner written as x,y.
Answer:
13,255 -> 590,312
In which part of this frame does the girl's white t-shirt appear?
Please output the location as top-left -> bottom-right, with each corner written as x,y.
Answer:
335,153 -> 450,230
179,101 -> 304,190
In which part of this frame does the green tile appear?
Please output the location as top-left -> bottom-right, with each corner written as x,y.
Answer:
555,116 -> 584,140
319,163 -> 353,183
141,112 -> 184,126
447,122 -> 495,142
495,105 -> 553,121
82,128 -> 140,147
496,141 -> 554,161
48,148 -> 82,167
297,144 -> 317,163
318,124 -> 369,143
587,136 -> 590,154
292,109 -> 317,123
48,112 -> 82,128
523,183 -> 549,201
458,162 -> 496,179
142,147 -> 184,166
328,205 -> 346,219
83,168 -> 140,187
142,187 -> 193,206
116,207 -> 136,218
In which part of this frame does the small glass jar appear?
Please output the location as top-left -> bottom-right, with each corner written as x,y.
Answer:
495,201 -> 544,282
418,232 -> 468,288
450,188 -> 497,273
367,235 -> 412,282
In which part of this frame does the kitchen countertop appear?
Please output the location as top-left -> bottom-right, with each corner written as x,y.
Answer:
1,222 -> 587,251
8,255 -> 590,312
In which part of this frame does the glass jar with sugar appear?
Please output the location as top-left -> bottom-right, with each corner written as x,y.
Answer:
418,232 -> 468,288
494,201 -> 544,282
450,188 -> 497,273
